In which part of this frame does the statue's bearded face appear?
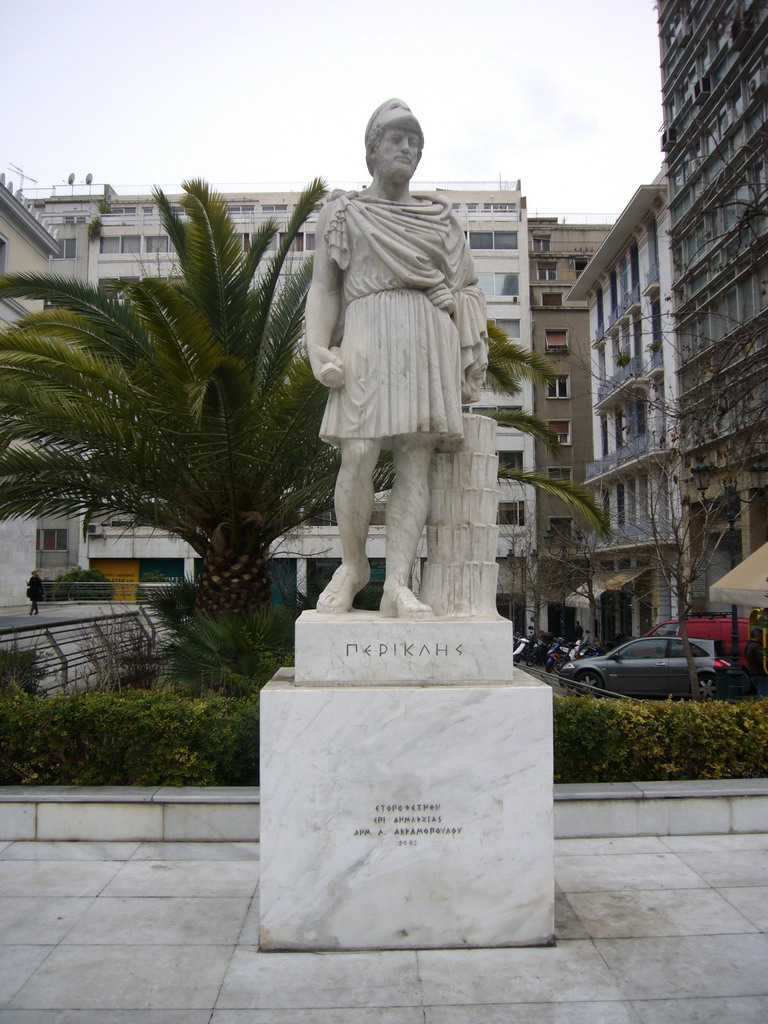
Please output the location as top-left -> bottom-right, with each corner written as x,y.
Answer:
371,127 -> 421,183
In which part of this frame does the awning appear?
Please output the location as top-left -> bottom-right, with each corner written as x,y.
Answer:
709,541 -> 768,607
568,566 -> 649,603
594,567 -> 648,596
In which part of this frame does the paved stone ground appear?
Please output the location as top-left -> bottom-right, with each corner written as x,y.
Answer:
0,833 -> 766,1022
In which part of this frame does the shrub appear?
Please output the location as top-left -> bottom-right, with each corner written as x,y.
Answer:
553,696 -> 768,783
53,568 -> 113,601
0,648 -> 48,696
0,692 -> 259,785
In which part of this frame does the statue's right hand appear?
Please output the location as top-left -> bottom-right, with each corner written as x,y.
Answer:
309,344 -> 344,388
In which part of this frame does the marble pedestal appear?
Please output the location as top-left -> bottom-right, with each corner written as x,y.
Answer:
259,620 -> 554,950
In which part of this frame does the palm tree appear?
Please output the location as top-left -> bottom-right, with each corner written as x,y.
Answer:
0,181 -> 606,617
0,179 -> 344,614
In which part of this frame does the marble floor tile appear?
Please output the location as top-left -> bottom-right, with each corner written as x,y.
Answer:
236,898 -> 260,945
595,933 -> 768,1000
674,850 -> 768,887
8,944 -> 234,1010
661,833 -> 768,853
0,946 -> 54,1006
0,861 -> 121,898
102,860 -> 258,898
718,884 -> 768,931
0,1013 -> 212,1023
631,995 -> 768,1023
416,942 -> 624,1005
216,948 -> 421,1010
0,897 -> 93,945
0,842 -> 139,861
567,886 -> 759,938
131,842 -> 259,861
61,896 -> 250,945
555,853 -> 706,893
425,1002 -> 644,1023
553,892 -> 589,940
211,1010 -> 426,1024
555,837 -> 669,856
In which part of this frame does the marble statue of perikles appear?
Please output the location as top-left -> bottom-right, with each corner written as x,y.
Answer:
306,98 -> 499,620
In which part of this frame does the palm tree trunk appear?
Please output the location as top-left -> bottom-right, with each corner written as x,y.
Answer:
196,548 -> 271,615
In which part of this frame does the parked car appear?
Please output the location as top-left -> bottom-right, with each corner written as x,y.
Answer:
556,635 -> 742,699
646,616 -> 750,668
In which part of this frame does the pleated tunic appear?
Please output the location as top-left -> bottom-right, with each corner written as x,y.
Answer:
319,192 -> 487,451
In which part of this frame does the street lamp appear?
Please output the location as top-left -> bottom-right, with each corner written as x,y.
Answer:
692,463 -> 742,698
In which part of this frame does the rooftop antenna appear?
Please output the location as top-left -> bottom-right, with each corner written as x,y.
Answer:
8,163 -> 37,198
85,173 -> 93,194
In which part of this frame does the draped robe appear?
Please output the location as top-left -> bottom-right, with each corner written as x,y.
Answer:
319,191 -> 488,450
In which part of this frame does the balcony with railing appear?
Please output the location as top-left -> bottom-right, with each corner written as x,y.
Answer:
596,358 -> 644,402
586,433 -> 662,480
644,261 -> 660,292
617,283 -> 641,318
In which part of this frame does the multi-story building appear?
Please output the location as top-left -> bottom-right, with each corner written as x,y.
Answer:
569,181 -> 677,638
658,0 -> 768,599
25,182 -> 534,607
527,217 -> 611,637
0,178 -> 60,606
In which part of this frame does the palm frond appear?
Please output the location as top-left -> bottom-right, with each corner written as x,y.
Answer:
498,468 -> 610,534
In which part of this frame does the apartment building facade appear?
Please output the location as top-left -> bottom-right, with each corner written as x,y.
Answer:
657,0 -> 768,600
22,182 -> 535,607
0,178 -> 60,607
569,183 -> 677,638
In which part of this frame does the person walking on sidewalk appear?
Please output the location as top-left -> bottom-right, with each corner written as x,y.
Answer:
26,570 -> 44,615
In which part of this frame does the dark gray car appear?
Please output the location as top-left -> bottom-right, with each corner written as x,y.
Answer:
556,636 -> 733,699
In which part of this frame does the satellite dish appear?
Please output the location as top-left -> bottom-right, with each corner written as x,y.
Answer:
85,173 -> 93,185
68,173 -> 75,185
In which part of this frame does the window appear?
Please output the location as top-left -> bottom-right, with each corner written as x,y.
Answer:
263,204 -> 288,213
547,375 -> 569,399
616,482 -> 625,526
542,293 -> 562,306
544,329 -> 568,351
532,236 -> 551,252
547,467 -> 572,481
477,272 -> 518,297
145,235 -> 170,253
494,318 -> 521,339
483,202 -> 516,212
0,236 -> 6,275
572,257 -> 589,276
595,286 -> 604,335
498,451 -> 523,471
55,238 -> 77,259
121,236 -> 141,254
142,206 -> 154,215
499,501 -> 525,526
548,516 -> 572,537
451,203 -> 461,211
228,204 -> 255,214
548,420 -> 570,444
305,233 -> 316,251
537,262 -> 557,281
36,529 -> 68,551
465,203 -> 477,212
111,206 -> 136,215
99,236 -> 119,255
469,230 -> 517,250
621,638 -> 667,659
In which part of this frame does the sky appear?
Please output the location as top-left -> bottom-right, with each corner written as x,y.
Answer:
4,0 -> 664,219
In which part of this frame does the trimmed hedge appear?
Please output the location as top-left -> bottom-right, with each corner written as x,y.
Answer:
0,692 -> 766,786
553,697 -> 768,783
0,692 -> 259,786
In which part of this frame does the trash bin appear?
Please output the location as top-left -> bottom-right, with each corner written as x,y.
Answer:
715,665 -> 730,700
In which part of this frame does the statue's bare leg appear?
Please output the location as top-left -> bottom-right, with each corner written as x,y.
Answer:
317,438 -> 380,613
380,436 -> 434,619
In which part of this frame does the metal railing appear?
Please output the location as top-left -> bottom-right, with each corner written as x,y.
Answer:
38,580 -> 172,604
0,608 -> 160,693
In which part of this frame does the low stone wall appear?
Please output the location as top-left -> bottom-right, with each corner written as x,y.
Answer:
1,779 -> 766,842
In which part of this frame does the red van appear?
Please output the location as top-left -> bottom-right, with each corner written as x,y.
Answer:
647,616 -> 750,668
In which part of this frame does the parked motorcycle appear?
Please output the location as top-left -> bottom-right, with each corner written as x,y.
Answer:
545,636 -> 574,673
